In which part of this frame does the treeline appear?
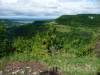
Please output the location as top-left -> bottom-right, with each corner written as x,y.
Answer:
56,14 -> 100,26
0,23 -> 12,57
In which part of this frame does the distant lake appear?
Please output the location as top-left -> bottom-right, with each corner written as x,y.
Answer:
12,19 -> 34,23
11,18 -> 54,24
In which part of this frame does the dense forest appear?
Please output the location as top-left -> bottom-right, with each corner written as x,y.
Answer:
0,14 -> 100,75
56,14 -> 100,26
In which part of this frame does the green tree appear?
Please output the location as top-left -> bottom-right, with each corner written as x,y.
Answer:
0,23 -> 8,57
46,27 -> 64,54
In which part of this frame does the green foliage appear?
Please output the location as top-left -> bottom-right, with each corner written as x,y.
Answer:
0,17 -> 100,75
0,24 -> 8,57
45,27 -> 64,54
13,37 -> 34,53
32,20 -> 49,25
11,23 -> 96,57
56,14 -> 100,27
11,24 -> 48,38
64,30 -> 94,56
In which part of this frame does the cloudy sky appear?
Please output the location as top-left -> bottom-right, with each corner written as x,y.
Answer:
0,0 -> 100,18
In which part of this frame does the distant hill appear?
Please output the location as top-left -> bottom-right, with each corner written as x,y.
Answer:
0,19 -> 16,27
0,19 -> 25,28
0,19 -> 54,27
56,14 -> 100,26
32,19 -> 53,25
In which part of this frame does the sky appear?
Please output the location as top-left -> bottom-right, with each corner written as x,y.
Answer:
0,0 -> 100,19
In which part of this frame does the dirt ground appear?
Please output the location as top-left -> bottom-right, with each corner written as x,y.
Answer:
0,61 -> 63,75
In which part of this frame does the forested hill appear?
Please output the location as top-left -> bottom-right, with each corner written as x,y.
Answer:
56,14 -> 100,26
0,19 -> 24,27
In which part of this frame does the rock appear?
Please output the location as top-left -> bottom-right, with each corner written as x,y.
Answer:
2,61 -> 48,75
0,71 -> 3,75
1,61 -> 63,75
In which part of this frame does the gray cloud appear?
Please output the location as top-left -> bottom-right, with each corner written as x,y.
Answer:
0,0 -> 100,18
58,0 -> 81,2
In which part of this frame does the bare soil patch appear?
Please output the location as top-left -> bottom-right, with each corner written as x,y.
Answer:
0,61 -> 63,75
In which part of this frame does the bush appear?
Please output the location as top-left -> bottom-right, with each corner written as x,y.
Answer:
44,27 -> 64,54
0,24 -> 8,57
63,29 -> 94,56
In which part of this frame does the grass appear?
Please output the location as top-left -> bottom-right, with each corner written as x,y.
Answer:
0,51 -> 99,75
0,21 -> 100,75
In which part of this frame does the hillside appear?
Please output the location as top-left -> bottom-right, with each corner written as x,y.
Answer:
0,15 -> 100,75
56,14 -> 100,26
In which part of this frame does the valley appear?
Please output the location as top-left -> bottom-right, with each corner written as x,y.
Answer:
0,14 -> 100,75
